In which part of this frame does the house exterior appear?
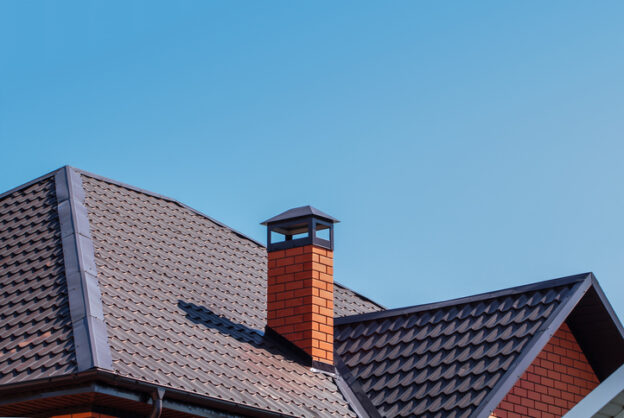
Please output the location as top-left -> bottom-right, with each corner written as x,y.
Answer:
0,166 -> 622,418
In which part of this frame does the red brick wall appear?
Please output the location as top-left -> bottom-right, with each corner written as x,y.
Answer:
267,245 -> 334,364
491,322 -> 599,418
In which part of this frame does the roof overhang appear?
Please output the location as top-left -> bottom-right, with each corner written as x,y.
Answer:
0,369 -> 292,418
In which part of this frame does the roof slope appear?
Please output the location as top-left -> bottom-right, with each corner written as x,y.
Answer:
0,166 -> 383,417
79,170 -> 381,416
0,177 -> 77,384
334,274 -> 608,418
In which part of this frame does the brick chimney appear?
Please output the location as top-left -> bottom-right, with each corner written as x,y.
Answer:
262,206 -> 339,370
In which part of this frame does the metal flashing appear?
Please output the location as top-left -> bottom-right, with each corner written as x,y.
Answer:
263,326 -> 336,373
55,166 -> 113,371
73,167 -> 264,247
472,274 -> 593,418
335,273 -> 590,326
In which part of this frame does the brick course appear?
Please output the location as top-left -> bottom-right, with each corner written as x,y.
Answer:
491,322 -> 599,418
267,245 -> 334,364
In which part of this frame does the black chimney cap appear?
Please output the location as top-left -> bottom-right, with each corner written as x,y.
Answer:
262,206 -> 339,251
261,205 -> 339,226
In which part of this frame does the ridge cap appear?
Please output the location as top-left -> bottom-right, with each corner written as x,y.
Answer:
55,166 -> 113,371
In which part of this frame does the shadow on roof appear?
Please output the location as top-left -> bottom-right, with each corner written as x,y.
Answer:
177,300 -> 312,365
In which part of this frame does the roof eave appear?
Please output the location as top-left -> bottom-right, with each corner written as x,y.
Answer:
0,369 -> 296,418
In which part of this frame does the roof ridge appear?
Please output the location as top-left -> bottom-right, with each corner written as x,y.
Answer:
55,166 -> 113,371
71,166 -> 264,248
335,273 -> 592,326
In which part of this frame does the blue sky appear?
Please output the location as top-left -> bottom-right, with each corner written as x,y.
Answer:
1,2 -> 623,319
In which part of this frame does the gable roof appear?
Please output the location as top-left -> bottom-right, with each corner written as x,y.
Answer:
334,274 -> 624,418
0,166 -> 383,417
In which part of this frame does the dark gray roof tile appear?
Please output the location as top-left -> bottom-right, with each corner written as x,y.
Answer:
79,174 -> 362,417
335,280 -> 582,417
0,177 -> 77,385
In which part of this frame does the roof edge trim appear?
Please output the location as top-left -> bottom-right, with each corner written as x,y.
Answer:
55,166 -> 113,371
471,273 -> 593,418
73,167 -> 264,248
335,273 -> 591,326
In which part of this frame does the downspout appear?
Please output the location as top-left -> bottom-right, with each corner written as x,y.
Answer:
149,388 -> 165,418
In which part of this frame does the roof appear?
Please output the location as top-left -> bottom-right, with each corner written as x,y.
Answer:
0,166 -> 382,417
563,364 -> 624,417
1,166 -> 623,418
334,274 -> 624,418
0,176 -> 77,383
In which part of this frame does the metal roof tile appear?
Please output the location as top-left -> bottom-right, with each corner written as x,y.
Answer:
77,174 -> 374,417
0,177 -> 77,385
335,280 -> 582,417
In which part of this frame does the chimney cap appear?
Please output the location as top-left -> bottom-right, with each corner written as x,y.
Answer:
261,205 -> 340,226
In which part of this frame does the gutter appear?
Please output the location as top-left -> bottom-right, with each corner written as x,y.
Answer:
0,369 -> 294,418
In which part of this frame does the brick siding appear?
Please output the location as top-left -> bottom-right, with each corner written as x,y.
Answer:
267,245 -> 334,364
491,322 -> 599,418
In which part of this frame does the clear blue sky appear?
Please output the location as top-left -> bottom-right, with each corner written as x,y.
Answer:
1,2 -> 623,319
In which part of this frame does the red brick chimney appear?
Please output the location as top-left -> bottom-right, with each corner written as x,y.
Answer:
262,206 -> 339,370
